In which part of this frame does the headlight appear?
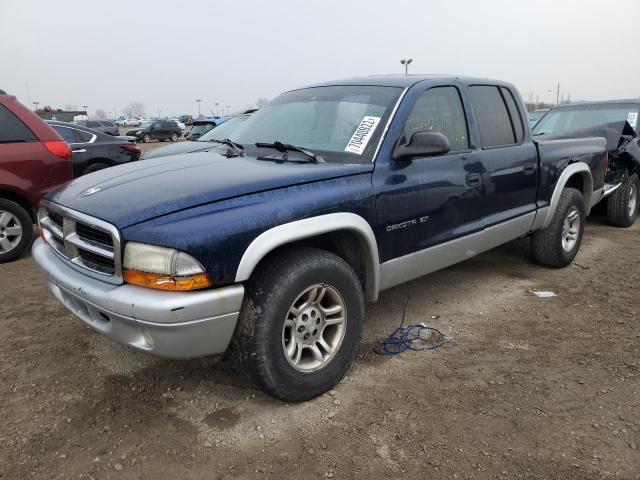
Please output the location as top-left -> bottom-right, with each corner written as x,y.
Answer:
123,242 -> 213,291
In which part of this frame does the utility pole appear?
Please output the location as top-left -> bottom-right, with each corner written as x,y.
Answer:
400,58 -> 413,75
215,102 -> 220,116
82,105 -> 88,119
32,101 -> 39,111
195,98 -> 202,117
555,83 -> 560,105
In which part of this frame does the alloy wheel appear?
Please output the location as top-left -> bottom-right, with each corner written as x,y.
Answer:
561,206 -> 580,252
281,284 -> 347,373
0,210 -> 23,254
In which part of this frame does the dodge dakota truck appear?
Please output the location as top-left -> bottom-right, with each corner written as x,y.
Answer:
33,75 -> 607,401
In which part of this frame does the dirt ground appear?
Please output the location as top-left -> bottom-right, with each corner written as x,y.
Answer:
1,203 -> 639,479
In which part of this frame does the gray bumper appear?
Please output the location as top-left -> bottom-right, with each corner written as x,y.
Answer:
32,239 -> 244,359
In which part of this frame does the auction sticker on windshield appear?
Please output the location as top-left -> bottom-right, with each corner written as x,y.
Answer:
627,112 -> 638,129
345,116 -> 381,155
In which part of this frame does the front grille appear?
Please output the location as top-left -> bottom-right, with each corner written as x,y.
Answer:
39,202 -> 122,283
76,247 -> 116,274
76,222 -> 114,248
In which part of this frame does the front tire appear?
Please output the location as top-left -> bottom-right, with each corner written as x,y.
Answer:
607,173 -> 639,227
170,132 -> 178,142
0,199 -> 34,263
532,187 -> 585,267
142,134 -> 151,143
232,247 -> 365,402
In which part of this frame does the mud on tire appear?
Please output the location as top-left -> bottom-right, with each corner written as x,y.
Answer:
231,247 -> 365,402
532,187 -> 585,268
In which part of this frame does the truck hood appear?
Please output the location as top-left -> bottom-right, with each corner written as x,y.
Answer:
46,152 -> 373,228
141,141 -> 212,159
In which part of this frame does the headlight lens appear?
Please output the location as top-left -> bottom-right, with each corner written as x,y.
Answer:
123,242 -> 213,291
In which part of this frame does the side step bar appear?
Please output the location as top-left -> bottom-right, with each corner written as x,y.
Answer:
602,182 -> 622,199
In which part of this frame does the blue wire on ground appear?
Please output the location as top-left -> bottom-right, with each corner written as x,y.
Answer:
373,297 -> 451,356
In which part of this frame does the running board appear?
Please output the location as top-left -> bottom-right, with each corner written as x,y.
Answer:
602,182 -> 622,198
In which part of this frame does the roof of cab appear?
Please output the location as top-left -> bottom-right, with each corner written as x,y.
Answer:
297,74 -> 514,90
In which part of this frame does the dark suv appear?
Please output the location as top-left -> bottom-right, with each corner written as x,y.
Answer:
75,120 -> 119,136
126,120 -> 181,143
0,89 -> 73,262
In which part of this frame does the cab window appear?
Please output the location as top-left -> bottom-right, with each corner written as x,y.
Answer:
403,86 -> 469,151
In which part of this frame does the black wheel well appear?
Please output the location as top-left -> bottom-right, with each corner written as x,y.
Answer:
0,189 -> 35,221
565,174 -> 583,193
83,159 -> 113,172
254,230 -> 373,300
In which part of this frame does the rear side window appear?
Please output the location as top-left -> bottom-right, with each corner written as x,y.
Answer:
469,86 -> 516,148
76,129 -> 93,142
500,87 -> 524,143
52,126 -> 77,144
403,86 -> 469,151
87,120 -> 101,127
0,103 -> 37,143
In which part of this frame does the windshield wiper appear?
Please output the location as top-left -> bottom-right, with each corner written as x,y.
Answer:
210,138 -> 245,157
255,141 -> 325,163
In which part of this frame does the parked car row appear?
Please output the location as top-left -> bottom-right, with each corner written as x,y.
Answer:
125,119 -> 182,143
74,119 -> 119,136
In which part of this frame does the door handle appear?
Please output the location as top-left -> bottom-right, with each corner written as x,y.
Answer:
465,172 -> 482,186
523,161 -> 536,174
72,149 -> 86,153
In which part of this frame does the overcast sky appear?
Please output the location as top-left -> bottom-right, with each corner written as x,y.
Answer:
1,0 -> 639,117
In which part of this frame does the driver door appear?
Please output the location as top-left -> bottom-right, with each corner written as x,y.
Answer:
373,85 -> 486,273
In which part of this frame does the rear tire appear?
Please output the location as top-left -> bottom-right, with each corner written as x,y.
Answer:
232,247 -> 365,402
170,132 -> 178,142
143,134 -> 151,143
606,173 -> 639,227
0,199 -> 34,263
532,187 -> 585,267
82,162 -> 110,176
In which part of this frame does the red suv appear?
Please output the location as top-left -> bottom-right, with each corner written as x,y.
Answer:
0,89 -> 73,262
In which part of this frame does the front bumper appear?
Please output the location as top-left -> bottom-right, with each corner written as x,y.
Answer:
32,239 -> 244,359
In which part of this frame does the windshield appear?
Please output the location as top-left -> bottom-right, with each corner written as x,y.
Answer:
189,124 -> 214,135
227,85 -> 403,163
533,104 -> 640,135
139,122 -> 153,128
528,110 -> 546,122
199,116 -> 249,141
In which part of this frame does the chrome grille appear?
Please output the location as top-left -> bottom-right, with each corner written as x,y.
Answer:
39,201 -> 123,283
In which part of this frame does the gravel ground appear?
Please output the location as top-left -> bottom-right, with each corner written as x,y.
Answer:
1,206 -> 639,479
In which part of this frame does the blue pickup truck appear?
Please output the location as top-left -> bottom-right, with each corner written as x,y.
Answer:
33,75 -> 607,401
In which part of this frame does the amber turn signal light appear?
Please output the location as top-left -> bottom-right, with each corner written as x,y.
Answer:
123,269 -> 213,291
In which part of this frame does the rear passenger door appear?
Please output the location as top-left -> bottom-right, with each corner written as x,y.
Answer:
467,85 -> 538,226
373,85 -> 486,262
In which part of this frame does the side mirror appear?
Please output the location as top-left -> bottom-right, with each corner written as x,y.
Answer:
393,131 -> 451,160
